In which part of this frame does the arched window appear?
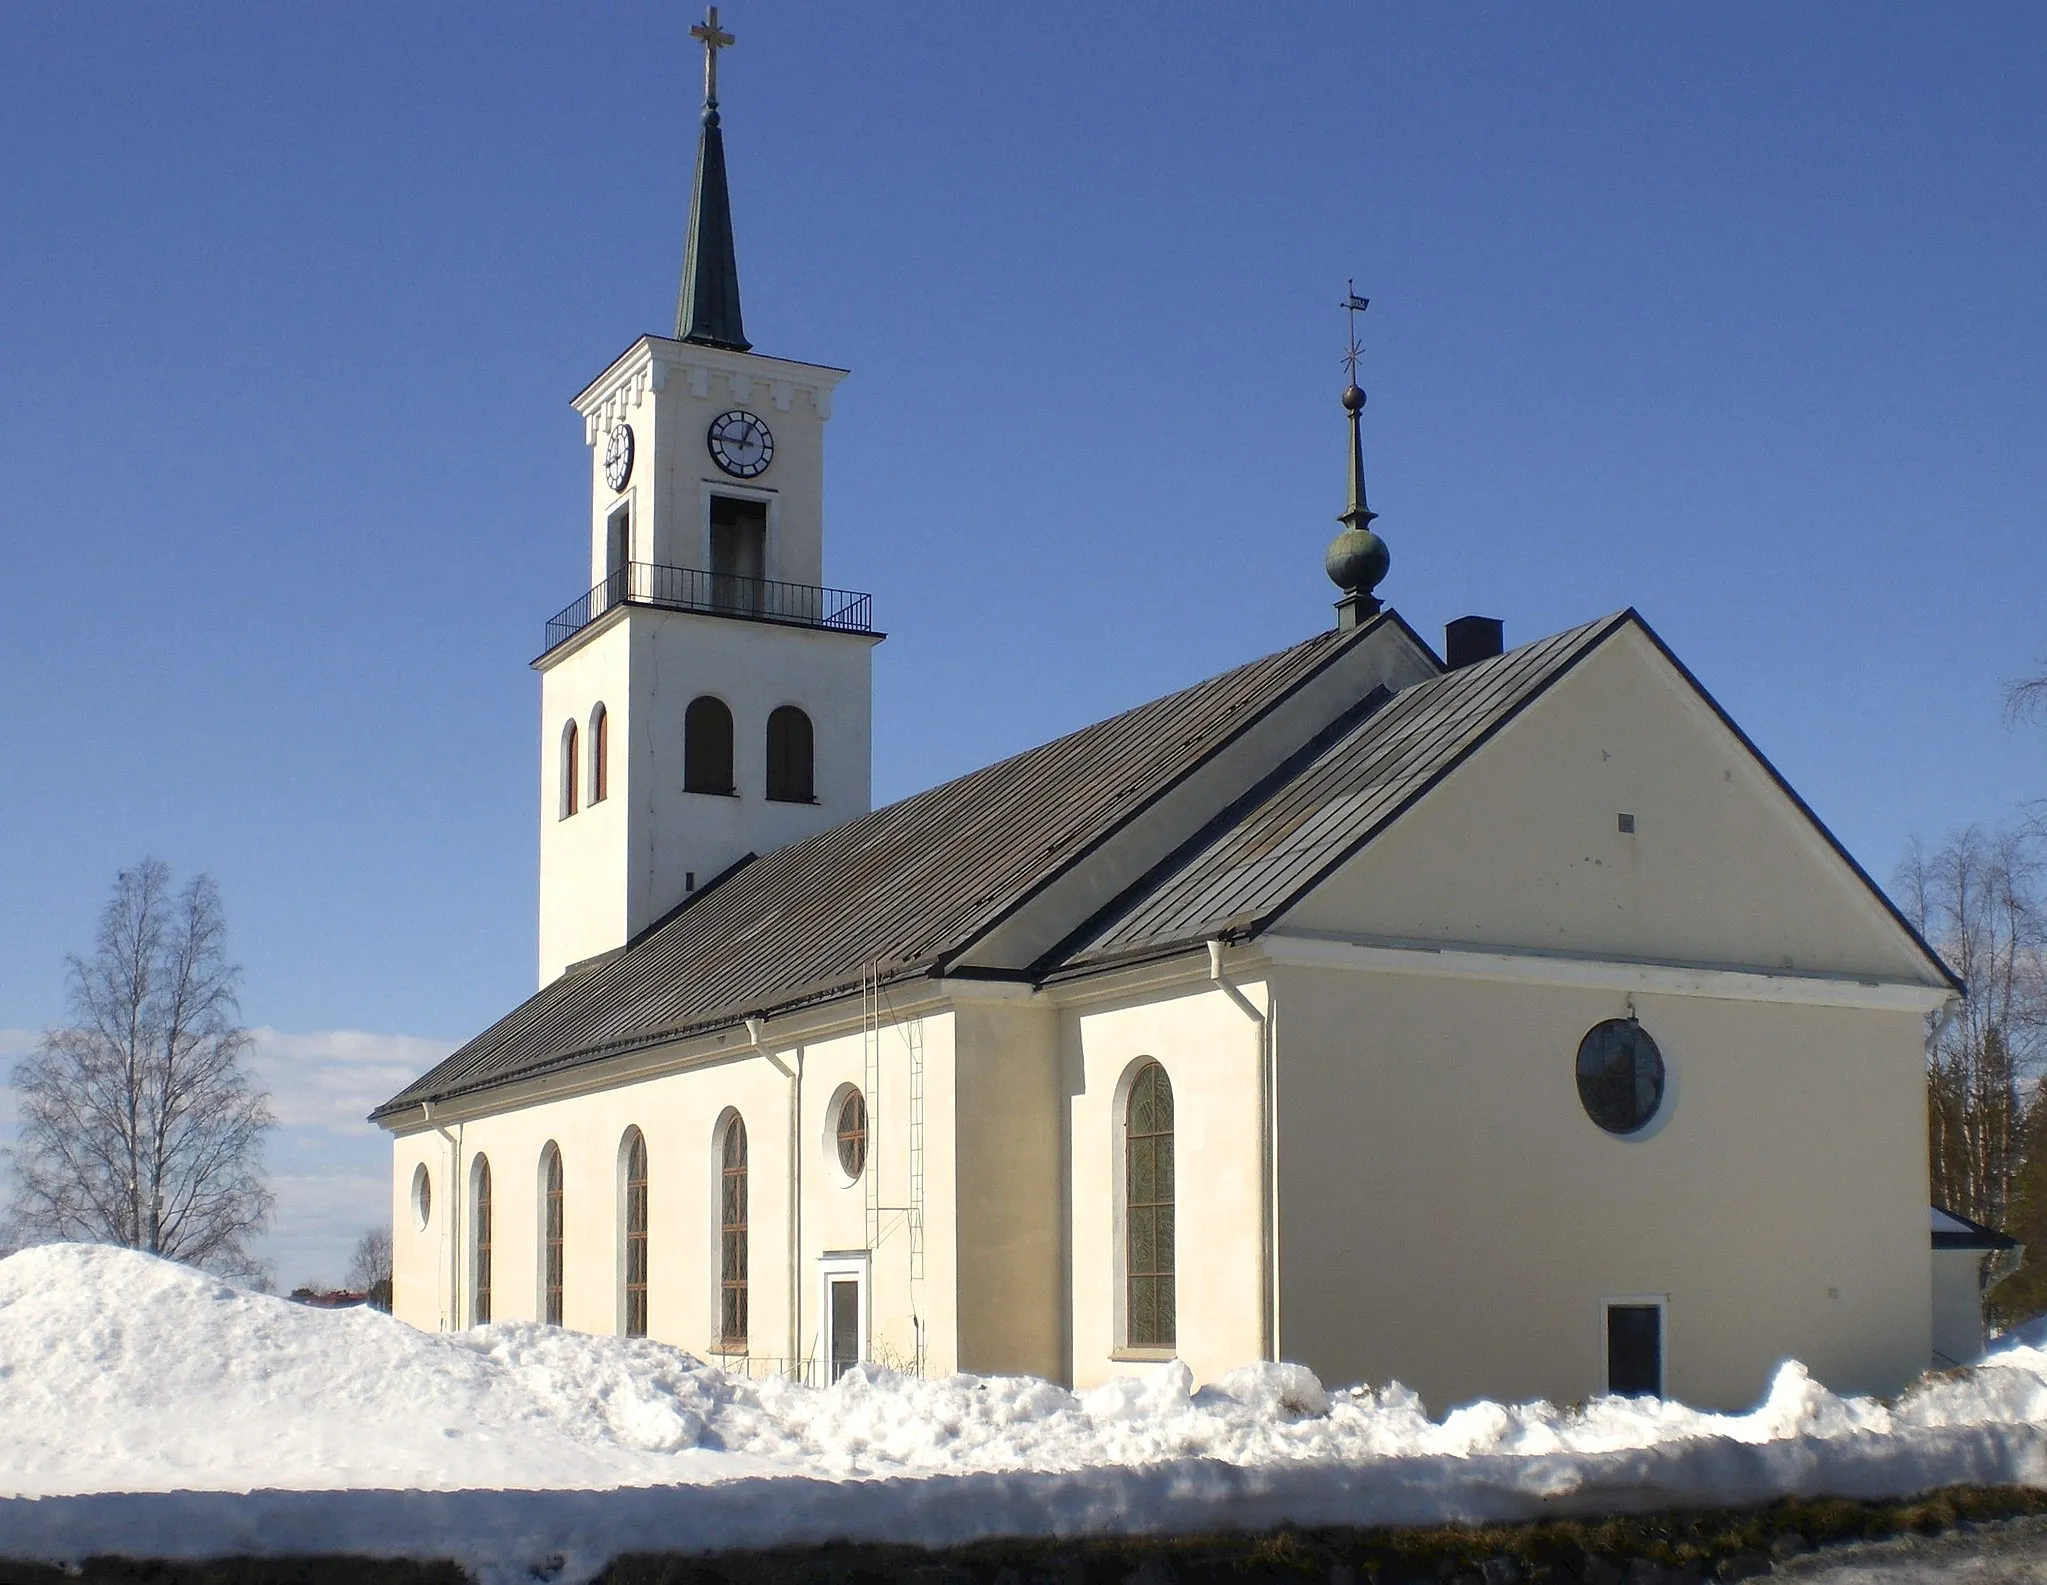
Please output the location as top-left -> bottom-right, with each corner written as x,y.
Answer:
541,1143 -> 564,1326
589,703 -> 609,805
559,719 -> 580,818
684,696 -> 734,794
622,1127 -> 649,1337
719,1113 -> 748,1350
766,705 -> 814,803
470,1154 -> 493,1326
1125,1061 -> 1175,1350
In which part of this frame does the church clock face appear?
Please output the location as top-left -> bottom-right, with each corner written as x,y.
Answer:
707,409 -> 774,478
603,423 -> 635,492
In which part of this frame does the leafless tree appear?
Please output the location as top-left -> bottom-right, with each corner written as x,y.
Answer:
9,859 -> 274,1280
2007,658 -> 2047,727
346,1224 -> 393,1311
1897,825 -> 2047,1227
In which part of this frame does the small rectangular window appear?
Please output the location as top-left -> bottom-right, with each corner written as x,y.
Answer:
1607,1302 -> 1663,1396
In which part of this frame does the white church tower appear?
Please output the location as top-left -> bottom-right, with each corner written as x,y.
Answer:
535,10 -> 879,985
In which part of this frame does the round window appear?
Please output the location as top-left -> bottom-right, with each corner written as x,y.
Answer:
1576,1019 -> 1666,1135
836,1088 -> 868,1180
411,1161 -> 432,1229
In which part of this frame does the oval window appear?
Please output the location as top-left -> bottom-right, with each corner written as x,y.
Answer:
1576,1019 -> 1666,1135
411,1161 -> 432,1229
836,1088 -> 868,1180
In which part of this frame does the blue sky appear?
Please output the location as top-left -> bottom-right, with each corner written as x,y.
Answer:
2,3 -> 2043,1284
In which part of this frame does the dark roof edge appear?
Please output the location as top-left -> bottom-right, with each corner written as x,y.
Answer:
368,854 -> 759,1124
937,611 -> 1424,974
1227,611 -> 1633,949
1933,1205 -> 2020,1250
1030,684 -> 1400,976
1625,613 -> 1965,998
373,953 -> 949,1123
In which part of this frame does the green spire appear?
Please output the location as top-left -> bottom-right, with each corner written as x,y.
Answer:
674,9 -> 751,352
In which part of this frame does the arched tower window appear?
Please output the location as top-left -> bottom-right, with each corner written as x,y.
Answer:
684,696 -> 734,795
719,1113 -> 748,1350
766,705 -> 815,803
589,703 -> 609,805
622,1127 -> 649,1337
559,719 -> 580,818
470,1153 -> 493,1326
541,1142 -> 564,1326
1125,1060 -> 1175,1350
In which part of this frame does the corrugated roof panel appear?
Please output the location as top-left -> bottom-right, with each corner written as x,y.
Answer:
373,622 -> 1366,1118
1066,615 -> 1624,962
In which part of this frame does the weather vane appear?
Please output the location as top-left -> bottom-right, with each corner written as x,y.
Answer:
1341,279 -> 1370,384
692,6 -> 736,104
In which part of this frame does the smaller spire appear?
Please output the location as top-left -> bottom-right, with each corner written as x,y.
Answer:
674,8 -> 751,352
1325,282 -> 1389,628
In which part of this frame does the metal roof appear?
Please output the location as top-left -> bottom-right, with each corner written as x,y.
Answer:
1059,614 -> 1623,966
373,618 -> 1377,1120
375,603 -> 1961,1126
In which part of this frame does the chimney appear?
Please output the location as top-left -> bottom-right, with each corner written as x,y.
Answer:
1445,615 -> 1504,670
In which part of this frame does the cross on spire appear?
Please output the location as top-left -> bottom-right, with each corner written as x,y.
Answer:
692,6 -> 735,105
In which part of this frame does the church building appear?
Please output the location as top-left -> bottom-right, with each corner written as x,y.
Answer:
375,14 -> 1961,1413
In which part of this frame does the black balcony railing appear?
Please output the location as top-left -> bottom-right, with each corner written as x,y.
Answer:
542,562 -> 875,654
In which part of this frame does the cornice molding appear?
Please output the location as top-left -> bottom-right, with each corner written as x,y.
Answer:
574,336 -> 847,444
1257,928 -> 1956,1014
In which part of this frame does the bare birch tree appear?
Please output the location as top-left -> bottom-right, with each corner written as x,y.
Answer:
9,859 -> 274,1279
346,1224 -> 393,1311
1896,825 -> 2047,1227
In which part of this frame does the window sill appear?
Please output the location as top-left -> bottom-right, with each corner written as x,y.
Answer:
765,795 -> 820,805
685,788 -> 739,798
1110,1347 -> 1178,1363
708,1341 -> 750,1357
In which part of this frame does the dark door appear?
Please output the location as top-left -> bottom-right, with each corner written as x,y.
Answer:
1607,1303 -> 1662,1396
709,497 -> 767,613
828,1276 -> 860,1383
606,508 -> 630,607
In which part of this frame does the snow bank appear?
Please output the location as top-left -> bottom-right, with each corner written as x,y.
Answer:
4,1245 -> 2047,1584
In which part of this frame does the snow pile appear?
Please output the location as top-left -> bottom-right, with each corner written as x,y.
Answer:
4,1245 -> 2047,1584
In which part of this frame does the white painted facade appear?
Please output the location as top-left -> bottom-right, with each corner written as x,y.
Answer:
386,135 -> 1969,1410
536,336 -> 877,983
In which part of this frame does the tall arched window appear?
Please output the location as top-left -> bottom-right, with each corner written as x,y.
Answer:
765,705 -> 814,803
559,719 -> 580,818
470,1153 -> 493,1326
622,1127 -> 649,1337
719,1113 -> 748,1350
541,1142 -> 564,1326
1125,1061 -> 1175,1350
589,703 -> 609,805
684,696 -> 734,794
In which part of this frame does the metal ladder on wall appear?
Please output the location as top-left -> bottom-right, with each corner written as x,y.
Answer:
862,963 -> 927,1371
862,964 -> 882,1254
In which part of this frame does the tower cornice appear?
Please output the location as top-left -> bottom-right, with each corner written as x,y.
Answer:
572,334 -> 849,447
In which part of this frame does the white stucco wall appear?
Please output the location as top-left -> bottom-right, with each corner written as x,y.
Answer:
1931,1248 -> 1988,1367
1065,977 -> 1270,1389
1269,961 -> 1932,1412
389,1005 -> 957,1381
1283,626 -> 1943,985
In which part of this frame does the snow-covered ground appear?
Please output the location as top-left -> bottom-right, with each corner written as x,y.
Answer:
4,1245 -> 2047,1584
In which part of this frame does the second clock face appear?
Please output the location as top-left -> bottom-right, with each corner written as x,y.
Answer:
603,423 -> 634,491
707,409 -> 774,478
